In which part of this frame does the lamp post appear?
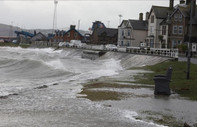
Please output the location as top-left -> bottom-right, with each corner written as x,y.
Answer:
52,0 -> 58,34
118,14 -> 122,25
187,0 -> 194,80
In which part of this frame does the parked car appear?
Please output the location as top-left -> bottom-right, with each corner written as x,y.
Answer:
59,42 -> 70,47
70,40 -> 82,48
69,43 -> 74,47
78,43 -> 87,48
64,42 -> 70,47
58,42 -> 65,47
105,44 -> 118,51
12,40 -> 18,44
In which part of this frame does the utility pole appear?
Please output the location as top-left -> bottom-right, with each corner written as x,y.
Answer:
187,0 -> 194,80
78,20 -> 80,31
107,20 -> 110,28
52,0 -> 58,34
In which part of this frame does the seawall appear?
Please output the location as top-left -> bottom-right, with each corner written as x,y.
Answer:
62,48 -> 172,69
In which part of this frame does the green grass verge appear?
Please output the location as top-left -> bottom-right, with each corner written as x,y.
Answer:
0,42 -> 30,48
132,60 -> 197,100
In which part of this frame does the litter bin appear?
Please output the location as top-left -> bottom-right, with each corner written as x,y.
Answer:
153,67 -> 173,95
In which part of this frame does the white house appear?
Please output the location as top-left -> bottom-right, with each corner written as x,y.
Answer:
118,20 -> 130,47
118,14 -> 148,47
146,5 -> 172,48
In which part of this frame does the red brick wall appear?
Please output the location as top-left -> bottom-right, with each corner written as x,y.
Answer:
63,30 -> 83,42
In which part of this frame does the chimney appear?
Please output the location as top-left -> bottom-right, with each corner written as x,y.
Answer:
146,12 -> 150,20
34,30 -> 37,35
180,0 -> 185,4
186,0 -> 191,5
70,25 -> 76,30
139,13 -> 143,21
169,0 -> 174,10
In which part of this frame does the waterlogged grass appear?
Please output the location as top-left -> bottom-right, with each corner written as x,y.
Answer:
0,42 -> 30,48
79,90 -> 125,101
132,60 -> 197,100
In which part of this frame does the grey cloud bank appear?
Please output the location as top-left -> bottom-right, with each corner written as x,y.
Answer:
0,0 -> 179,30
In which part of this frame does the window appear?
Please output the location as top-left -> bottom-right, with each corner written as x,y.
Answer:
67,32 -> 70,37
122,30 -> 124,36
74,33 -> 78,38
172,40 -> 177,48
179,14 -> 182,21
173,25 -> 177,34
150,39 -> 154,48
121,41 -> 123,46
128,30 -> 131,36
177,40 -> 182,45
174,14 -> 178,21
151,16 -> 154,23
150,26 -> 154,34
162,26 -> 166,35
178,26 -> 183,34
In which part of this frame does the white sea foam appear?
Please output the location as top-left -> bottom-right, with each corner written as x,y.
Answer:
123,110 -> 168,127
43,59 -> 66,70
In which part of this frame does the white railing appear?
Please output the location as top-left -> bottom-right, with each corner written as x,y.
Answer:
126,47 -> 179,58
55,42 -> 178,58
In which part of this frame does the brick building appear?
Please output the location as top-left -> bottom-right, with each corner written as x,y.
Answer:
53,25 -> 83,42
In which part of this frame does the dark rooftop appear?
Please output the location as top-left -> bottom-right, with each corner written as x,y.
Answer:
128,20 -> 148,30
151,6 -> 171,19
96,28 -> 118,37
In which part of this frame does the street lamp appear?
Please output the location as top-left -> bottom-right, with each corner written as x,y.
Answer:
186,0 -> 194,80
118,14 -> 122,25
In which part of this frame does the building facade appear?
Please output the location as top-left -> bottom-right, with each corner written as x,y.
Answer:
53,25 -> 83,42
118,15 -> 148,47
146,0 -> 197,50
91,28 -> 118,45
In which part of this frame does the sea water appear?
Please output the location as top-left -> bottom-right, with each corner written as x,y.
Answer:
0,47 -> 196,127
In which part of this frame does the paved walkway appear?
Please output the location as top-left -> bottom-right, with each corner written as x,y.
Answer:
178,57 -> 197,64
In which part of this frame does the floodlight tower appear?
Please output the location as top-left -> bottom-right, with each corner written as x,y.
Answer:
52,0 -> 58,34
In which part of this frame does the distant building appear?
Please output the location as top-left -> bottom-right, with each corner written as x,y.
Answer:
91,21 -> 106,31
91,27 -> 118,45
90,21 -> 117,45
53,25 -> 83,42
118,13 -> 148,47
82,33 -> 91,44
15,30 -> 34,44
53,30 -> 65,42
0,36 -> 16,43
31,32 -> 48,42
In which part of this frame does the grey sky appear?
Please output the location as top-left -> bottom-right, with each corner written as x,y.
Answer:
0,0 -> 179,30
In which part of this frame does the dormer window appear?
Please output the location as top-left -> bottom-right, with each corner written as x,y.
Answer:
151,16 -> 154,23
174,14 -> 178,21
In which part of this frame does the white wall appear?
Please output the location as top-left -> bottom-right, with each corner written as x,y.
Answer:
132,30 -> 147,47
